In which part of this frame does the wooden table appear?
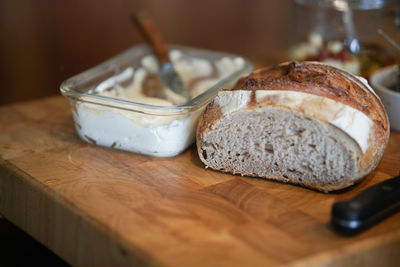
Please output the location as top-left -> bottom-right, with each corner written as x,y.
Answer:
0,95 -> 399,267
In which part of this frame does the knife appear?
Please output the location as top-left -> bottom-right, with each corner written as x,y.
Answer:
331,175 -> 400,236
132,10 -> 190,104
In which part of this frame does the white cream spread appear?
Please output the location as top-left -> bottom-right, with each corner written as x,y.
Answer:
94,50 -> 245,105
73,106 -> 199,157
215,90 -> 373,153
74,50 -> 246,157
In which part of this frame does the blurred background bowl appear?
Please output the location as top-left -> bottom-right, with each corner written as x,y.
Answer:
370,65 -> 400,131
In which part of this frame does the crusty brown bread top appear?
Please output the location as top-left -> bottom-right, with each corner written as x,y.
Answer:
234,62 -> 388,133
197,62 -> 390,180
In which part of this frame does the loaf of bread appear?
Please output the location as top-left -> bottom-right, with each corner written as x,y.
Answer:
196,62 -> 390,192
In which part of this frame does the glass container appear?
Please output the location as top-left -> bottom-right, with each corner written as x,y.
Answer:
60,44 -> 252,157
289,0 -> 400,78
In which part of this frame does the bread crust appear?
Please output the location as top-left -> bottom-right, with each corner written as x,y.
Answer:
196,62 -> 390,192
235,62 -> 387,125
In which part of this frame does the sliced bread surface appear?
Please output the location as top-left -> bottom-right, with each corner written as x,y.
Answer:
196,62 -> 390,192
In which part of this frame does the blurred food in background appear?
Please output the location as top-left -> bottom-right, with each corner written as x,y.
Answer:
289,0 -> 399,78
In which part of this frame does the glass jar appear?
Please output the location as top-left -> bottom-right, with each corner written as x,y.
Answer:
289,0 -> 400,78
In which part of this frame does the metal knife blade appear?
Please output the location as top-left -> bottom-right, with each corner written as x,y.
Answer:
132,10 -> 191,105
159,62 -> 190,103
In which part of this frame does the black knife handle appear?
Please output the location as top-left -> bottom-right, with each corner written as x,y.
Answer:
331,175 -> 400,236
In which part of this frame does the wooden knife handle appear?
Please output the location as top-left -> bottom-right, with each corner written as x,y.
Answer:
132,10 -> 170,64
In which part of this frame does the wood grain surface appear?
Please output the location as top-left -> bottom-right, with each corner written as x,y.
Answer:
0,95 -> 399,267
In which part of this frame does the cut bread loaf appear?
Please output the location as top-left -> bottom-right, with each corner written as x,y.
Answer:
196,62 -> 390,192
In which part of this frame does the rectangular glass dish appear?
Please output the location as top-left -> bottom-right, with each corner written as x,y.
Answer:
60,44 -> 253,157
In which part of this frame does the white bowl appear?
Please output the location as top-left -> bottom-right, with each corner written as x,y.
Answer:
370,65 -> 400,131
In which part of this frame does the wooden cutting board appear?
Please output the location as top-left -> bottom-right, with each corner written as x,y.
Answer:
0,95 -> 399,267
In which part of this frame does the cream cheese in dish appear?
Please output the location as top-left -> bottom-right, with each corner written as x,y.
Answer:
96,50 -> 246,105
73,49 -> 246,157
73,106 -> 198,157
